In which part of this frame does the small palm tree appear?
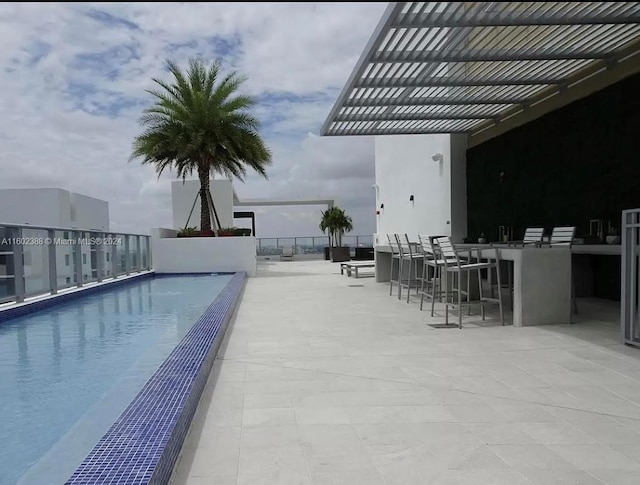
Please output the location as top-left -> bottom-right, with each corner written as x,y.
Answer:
131,58 -> 272,233
319,206 -> 354,248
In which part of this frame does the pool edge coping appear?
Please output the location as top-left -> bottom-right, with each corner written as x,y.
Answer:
64,272 -> 246,485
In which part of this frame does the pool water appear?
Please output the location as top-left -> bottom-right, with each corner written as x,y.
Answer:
0,275 -> 232,485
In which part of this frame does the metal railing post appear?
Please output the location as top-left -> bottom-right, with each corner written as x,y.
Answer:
621,209 -> 640,347
96,232 -> 104,282
125,235 -> 130,276
136,235 -> 141,273
111,235 -> 118,278
48,229 -> 57,294
13,227 -> 25,303
74,230 -> 83,287
146,236 -> 152,270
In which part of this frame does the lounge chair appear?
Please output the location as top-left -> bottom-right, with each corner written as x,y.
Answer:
280,246 -> 294,261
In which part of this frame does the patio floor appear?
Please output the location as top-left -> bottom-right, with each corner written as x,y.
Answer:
171,260 -> 640,485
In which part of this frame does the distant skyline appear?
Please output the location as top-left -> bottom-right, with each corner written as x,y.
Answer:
0,3 -> 386,237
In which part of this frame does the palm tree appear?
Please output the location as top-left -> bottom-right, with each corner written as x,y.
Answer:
319,206 -> 354,248
131,58 -> 272,233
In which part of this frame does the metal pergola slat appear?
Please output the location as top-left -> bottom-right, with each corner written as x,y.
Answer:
393,9 -> 640,28
371,48 -> 613,63
357,75 -> 563,88
321,2 -> 640,138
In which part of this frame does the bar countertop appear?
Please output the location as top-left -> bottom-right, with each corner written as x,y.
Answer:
571,244 -> 621,255
375,243 -> 621,256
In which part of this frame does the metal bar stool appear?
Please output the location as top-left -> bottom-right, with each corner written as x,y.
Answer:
396,234 -> 423,302
499,227 -> 545,310
386,234 -> 401,297
417,234 -> 445,316
435,236 -> 505,328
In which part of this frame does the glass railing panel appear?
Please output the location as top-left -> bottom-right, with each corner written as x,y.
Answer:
0,232 -> 15,301
129,235 -> 139,272
113,234 -> 126,275
101,233 -> 119,279
103,235 -> 113,279
54,230 -> 75,290
312,237 -> 330,254
294,237 -> 313,255
78,231 -> 98,284
0,226 -> 151,303
277,238 -> 295,254
21,228 -> 50,296
140,237 -> 148,270
356,235 -> 374,247
0,227 -> 15,301
257,238 -> 278,256
342,236 -> 356,247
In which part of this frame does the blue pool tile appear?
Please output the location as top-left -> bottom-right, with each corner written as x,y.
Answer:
65,272 -> 245,485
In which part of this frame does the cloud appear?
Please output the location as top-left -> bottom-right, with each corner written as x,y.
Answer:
0,2 -> 386,238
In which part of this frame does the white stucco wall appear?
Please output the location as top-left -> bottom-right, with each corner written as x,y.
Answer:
0,188 -> 73,227
374,134 -> 450,242
373,134 -> 468,244
151,228 -> 256,276
171,179 -> 234,230
0,188 -> 110,231
71,193 -> 110,231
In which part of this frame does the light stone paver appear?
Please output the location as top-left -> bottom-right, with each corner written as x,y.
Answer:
171,260 -> 640,485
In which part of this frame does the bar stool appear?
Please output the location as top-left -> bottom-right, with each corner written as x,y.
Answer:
386,234 -> 401,296
435,236 -> 504,328
484,244 -> 513,312
417,234 -> 444,316
396,234 -> 423,302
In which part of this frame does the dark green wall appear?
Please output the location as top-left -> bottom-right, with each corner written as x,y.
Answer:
466,71 -> 640,243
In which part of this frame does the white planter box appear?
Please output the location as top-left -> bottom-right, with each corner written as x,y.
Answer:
151,229 -> 257,276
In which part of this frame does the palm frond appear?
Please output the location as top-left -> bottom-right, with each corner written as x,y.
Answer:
131,56 -> 272,222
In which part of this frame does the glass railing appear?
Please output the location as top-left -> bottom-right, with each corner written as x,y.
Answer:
256,235 -> 373,257
0,223 -> 151,305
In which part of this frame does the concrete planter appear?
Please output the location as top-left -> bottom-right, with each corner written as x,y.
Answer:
354,247 -> 374,260
151,228 -> 257,276
330,246 -> 350,263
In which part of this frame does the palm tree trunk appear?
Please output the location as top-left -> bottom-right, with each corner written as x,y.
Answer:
198,165 -> 212,233
205,188 -> 222,231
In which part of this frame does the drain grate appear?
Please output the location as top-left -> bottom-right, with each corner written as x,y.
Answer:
348,284 -> 365,287
428,323 -> 459,329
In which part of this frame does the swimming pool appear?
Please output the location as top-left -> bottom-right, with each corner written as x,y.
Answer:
0,274 -> 233,485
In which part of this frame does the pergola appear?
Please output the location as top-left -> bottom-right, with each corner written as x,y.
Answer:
321,2 -> 640,146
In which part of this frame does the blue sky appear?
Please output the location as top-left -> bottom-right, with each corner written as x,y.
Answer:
0,2 -> 386,237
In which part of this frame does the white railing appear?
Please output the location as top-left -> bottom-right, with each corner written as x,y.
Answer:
0,223 -> 151,305
621,209 -> 640,347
